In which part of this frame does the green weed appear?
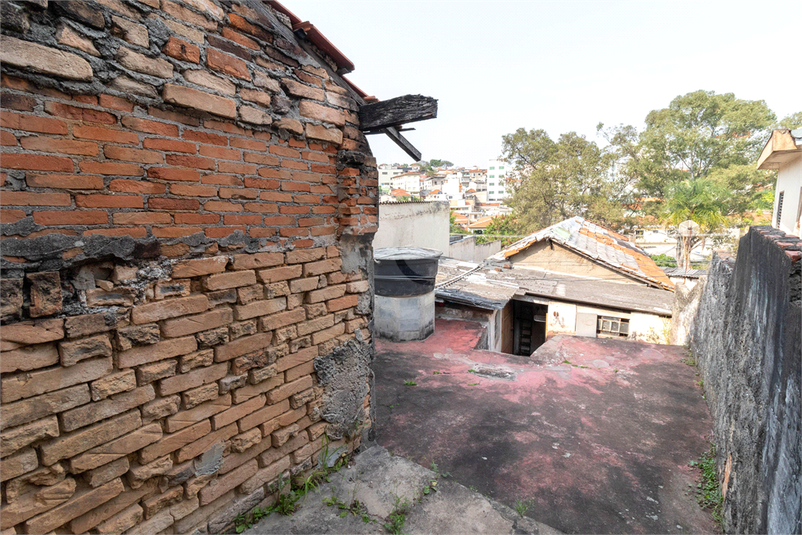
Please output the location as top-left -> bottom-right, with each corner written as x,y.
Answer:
690,443 -> 724,527
403,380 -> 417,386
383,495 -> 411,534
514,499 -> 533,517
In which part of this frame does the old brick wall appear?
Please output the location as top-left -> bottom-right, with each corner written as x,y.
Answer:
0,0 -> 378,533
690,227 -> 801,534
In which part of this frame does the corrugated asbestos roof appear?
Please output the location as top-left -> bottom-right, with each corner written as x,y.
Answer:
435,258 -> 674,315
491,217 -> 674,290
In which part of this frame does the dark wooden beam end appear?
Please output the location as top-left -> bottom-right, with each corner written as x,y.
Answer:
358,95 -> 438,132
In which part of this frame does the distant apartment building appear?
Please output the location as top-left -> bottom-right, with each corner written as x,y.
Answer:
378,164 -> 409,193
390,171 -> 423,194
487,159 -> 512,201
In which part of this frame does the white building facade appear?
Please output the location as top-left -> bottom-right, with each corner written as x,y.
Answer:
487,159 -> 512,202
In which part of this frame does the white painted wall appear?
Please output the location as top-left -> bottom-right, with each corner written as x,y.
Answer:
774,156 -> 802,237
374,202 -> 450,253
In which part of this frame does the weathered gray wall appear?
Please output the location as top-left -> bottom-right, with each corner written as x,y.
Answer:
690,226 -> 801,534
373,202 -> 449,253
448,235 -> 502,263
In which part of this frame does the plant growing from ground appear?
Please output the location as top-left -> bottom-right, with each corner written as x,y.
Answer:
403,380 -> 417,386
690,443 -> 724,527
514,499 -> 533,517
383,494 -> 411,534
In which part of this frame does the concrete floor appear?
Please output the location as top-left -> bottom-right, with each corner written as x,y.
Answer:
375,319 -> 719,534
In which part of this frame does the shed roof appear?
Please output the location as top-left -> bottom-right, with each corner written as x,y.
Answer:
491,217 -> 674,290
435,258 -> 674,315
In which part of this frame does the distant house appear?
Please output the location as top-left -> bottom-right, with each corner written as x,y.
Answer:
468,216 -> 495,234
435,217 -> 675,356
758,128 -> 802,237
490,216 -> 674,290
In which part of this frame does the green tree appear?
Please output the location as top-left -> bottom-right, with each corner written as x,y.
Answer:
663,178 -> 727,268
430,159 -> 453,168
449,212 -> 468,235
476,214 -> 521,246
604,90 -> 777,222
778,111 -> 802,129
502,129 -> 626,232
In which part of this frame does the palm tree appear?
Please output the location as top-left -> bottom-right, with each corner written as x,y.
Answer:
663,179 -> 726,269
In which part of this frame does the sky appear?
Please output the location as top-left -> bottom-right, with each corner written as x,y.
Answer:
289,1 -> 801,168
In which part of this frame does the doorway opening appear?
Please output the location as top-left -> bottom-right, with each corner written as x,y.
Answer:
512,299 -> 547,356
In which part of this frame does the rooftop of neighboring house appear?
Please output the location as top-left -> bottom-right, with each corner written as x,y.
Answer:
468,216 -> 495,229
491,216 -> 674,290
757,128 -> 802,169
390,188 -> 411,196
661,266 -> 706,279
435,257 -> 674,316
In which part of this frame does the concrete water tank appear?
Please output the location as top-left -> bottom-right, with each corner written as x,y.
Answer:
374,247 -> 442,341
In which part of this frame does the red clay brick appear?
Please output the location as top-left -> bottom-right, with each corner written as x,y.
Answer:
206,226 -> 245,238
1,93 -> 36,111
75,194 -> 143,208
221,27 -> 259,50
0,208 -> 26,223
105,146 -> 163,164
260,191 -> 292,202
99,94 -> 134,112
202,174 -> 242,186
256,168 -> 291,180
207,48 -> 250,80
143,138 -> 196,153
242,152 -> 279,166
183,130 -> 227,146
174,213 -> 219,224
203,200 -> 242,212
147,167 -> 200,182
112,212 -> 172,225
230,138 -> 266,151
279,206 -> 309,215
34,210 -> 107,225
163,36 -> 200,63
79,161 -> 142,176
0,111 -> 67,134
166,154 -> 215,170
45,102 -> 117,124
20,136 -> 97,156
242,202 -> 277,213
280,181 -> 310,192
0,130 -> 16,146
2,153 -> 73,171
269,145 -> 300,159
224,214 -> 261,225
109,179 -> 166,194
120,117 -> 179,137
1,191 -> 71,206
244,177 -> 279,190
279,228 -> 308,237
170,184 -> 217,197
73,125 -> 139,144
219,188 -> 258,199
199,145 -> 240,160
263,216 -> 295,226
218,162 -> 256,175
149,198 -> 200,211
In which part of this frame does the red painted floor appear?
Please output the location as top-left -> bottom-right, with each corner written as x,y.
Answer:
374,318 -> 718,534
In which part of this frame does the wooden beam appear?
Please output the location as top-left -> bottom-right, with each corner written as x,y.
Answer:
381,126 -> 421,161
358,95 -> 437,132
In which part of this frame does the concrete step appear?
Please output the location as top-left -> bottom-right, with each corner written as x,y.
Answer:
243,444 -> 560,535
